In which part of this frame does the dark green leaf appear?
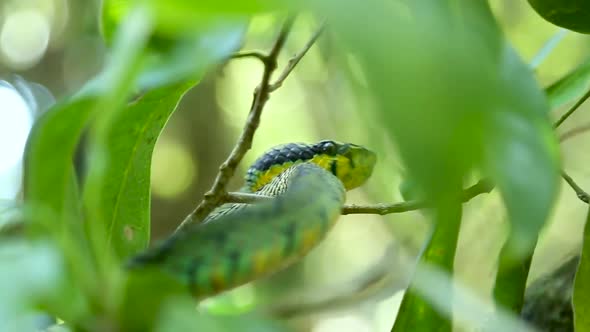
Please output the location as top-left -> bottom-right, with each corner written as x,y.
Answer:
545,57 -> 590,110
392,203 -> 462,332
527,0 -> 590,34
573,208 -> 590,331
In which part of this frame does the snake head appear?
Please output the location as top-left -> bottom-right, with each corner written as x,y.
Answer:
311,140 -> 377,190
245,140 -> 377,192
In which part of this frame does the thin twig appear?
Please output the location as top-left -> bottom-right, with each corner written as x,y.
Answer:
230,51 -> 267,62
268,22 -> 326,92
176,17 -> 296,231
561,170 -> 590,203
559,122 -> 590,142
553,88 -> 590,128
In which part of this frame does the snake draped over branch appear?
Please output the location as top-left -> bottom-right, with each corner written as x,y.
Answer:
126,140 -> 377,300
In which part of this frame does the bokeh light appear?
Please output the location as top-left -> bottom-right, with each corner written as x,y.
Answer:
313,315 -> 372,332
151,138 -> 197,199
0,9 -> 51,69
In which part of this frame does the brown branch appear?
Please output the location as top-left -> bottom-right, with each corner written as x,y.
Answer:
268,22 -> 326,92
176,17 -> 296,231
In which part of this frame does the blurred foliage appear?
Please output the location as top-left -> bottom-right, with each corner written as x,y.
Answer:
0,0 -> 590,331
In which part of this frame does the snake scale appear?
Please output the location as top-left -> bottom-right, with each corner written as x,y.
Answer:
127,140 -> 377,299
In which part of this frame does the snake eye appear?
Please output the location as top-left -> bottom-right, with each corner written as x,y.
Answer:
320,141 -> 338,155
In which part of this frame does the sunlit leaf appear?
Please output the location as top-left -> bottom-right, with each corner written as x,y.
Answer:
573,208 -> 590,331
102,0 -> 277,41
102,1 -> 247,89
545,57 -> 590,110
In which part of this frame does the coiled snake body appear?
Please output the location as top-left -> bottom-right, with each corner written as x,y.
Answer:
127,140 -> 376,299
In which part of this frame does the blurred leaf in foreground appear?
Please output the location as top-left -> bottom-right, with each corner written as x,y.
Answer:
310,0 -> 560,324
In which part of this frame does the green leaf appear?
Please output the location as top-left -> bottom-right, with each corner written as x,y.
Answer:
136,23 -> 246,90
485,111 -> 559,260
545,57 -> 590,110
392,203 -> 462,332
314,1 -> 502,329
86,81 -> 195,260
85,15 -> 245,261
527,0 -> 590,34
23,96 -> 95,236
573,208 -> 590,331
315,0 -> 560,323
486,46 -> 560,313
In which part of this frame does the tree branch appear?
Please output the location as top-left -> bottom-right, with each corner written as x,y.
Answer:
553,87 -> 590,128
224,179 -> 494,215
230,51 -> 267,62
342,179 -> 494,215
176,17 -> 296,231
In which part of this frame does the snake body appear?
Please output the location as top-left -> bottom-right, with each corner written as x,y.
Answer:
127,140 -> 376,299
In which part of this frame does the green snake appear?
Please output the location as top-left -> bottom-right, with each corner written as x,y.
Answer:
127,140 -> 376,299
